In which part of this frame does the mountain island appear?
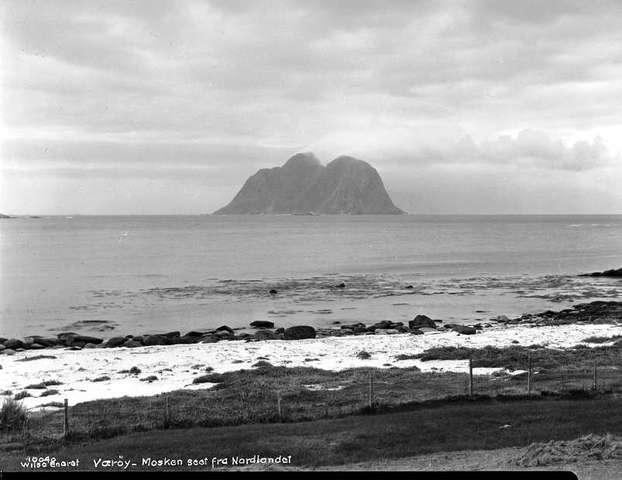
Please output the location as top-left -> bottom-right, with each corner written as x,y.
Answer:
214,153 -> 403,215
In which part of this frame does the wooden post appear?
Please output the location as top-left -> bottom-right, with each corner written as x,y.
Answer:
368,371 -> 374,410
164,397 -> 170,428
593,360 -> 597,391
527,352 -> 532,396
468,358 -> 473,397
276,390 -> 282,421
63,398 -> 69,438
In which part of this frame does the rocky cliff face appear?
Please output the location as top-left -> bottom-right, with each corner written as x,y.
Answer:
214,153 -> 404,215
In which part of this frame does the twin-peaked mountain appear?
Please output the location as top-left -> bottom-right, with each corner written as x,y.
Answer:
214,153 -> 404,215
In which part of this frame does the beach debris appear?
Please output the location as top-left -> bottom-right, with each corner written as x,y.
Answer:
91,376 -> 111,382
513,434 -> 622,467
356,350 -> 372,360
140,375 -> 158,383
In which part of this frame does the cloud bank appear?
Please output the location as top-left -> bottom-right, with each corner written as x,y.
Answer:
1,0 -> 621,213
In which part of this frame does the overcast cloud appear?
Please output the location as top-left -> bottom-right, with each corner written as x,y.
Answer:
1,0 -> 621,214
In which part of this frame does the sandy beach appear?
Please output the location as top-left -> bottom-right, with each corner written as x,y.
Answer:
2,321 -> 621,410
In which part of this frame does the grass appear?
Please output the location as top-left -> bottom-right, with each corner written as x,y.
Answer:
0,398 -> 28,432
413,342 -> 622,370
2,396 -> 622,470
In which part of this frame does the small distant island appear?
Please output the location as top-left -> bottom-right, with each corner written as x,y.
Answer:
214,153 -> 404,215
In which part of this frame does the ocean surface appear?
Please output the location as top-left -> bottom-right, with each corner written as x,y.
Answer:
1,215 -> 621,338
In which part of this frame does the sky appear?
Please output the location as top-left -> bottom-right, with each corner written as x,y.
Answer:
1,0 -> 621,214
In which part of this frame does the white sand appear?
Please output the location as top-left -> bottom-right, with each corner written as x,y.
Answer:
1,322 -> 621,410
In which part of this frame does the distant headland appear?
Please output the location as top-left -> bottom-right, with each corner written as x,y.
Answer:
214,153 -> 404,215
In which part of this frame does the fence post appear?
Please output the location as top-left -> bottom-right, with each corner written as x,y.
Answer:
593,360 -> 597,392
527,352 -> 532,396
276,390 -> 282,421
368,371 -> 375,410
164,397 -> 170,428
63,398 -> 69,438
468,358 -> 473,397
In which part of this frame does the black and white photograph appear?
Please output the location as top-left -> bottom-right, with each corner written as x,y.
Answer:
1,0 -> 621,476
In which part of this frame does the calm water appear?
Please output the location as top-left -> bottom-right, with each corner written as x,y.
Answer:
1,215 -> 621,338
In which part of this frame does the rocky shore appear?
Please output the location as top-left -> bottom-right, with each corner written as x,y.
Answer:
1,300 -> 620,357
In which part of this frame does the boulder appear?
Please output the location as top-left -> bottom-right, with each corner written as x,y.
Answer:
30,337 -> 59,347
178,335 -> 200,344
162,331 -> 181,339
269,289 -> 278,295
410,328 -> 424,335
122,339 -> 142,348
4,339 -> 25,350
284,325 -> 316,340
29,343 -> 45,350
409,315 -> 437,330
0,345 -> 5,352
253,330 -> 278,341
214,330 -> 234,340
3,349 -> 16,356
215,325 -> 234,334
199,335 -> 219,343
105,336 -> 126,348
250,321 -> 275,329
83,343 -> 97,349
340,323 -> 367,334
57,333 -> 103,347
494,315 -> 510,323
274,327 -> 285,334
451,325 -> 477,335
143,335 -> 167,346
183,331 -> 206,339
335,282 -> 346,288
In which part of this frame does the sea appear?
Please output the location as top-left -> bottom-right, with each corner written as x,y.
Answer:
1,215 -> 621,339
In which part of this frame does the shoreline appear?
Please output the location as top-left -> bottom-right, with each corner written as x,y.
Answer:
1,301 -> 621,410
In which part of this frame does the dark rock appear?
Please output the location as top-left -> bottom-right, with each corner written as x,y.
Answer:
340,323 -> 367,334
122,339 -> 142,348
253,330 -> 278,341
4,339 -> 25,350
409,315 -> 437,330
215,325 -> 234,334
57,333 -> 103,347
92,376 -> 110,382
410,328 -> 424,335
130,366 -> 141,375
162,331 -> 181,339
178,335 -> 201,344
356,350 -> 372,359
183,331 -> 206,339
580,267 -> 622,278
284,325 -> 316,340
451,325 -> 477,335
29,343 -> 45,350
269,289 -> 278,295
140,375 -> 158,382
250,321 -> 275,329
234,333 -> 254,341
214,330 -> 234,340
199,335 -> 219,343
3,349 -> 16,355
335,282 -> 346,288
274,327 -> 285,334
105,337 -> 126,348
405,285 -> 414,289
143,335 -> 167,346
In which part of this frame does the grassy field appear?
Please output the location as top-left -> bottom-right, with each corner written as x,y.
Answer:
2,396 -> 622,471
4,339 -> 621,446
